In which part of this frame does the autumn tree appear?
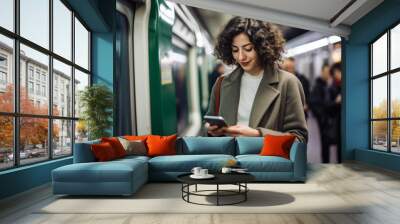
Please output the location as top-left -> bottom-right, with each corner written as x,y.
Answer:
0,84 -> 59,152
372,100 -> 387,140
372,99 -> 400,143
0,85 -> 14,150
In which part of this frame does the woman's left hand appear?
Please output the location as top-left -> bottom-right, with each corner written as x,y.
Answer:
225,125 -> 260,137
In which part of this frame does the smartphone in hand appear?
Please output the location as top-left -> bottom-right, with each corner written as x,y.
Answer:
204,115 -> 227,128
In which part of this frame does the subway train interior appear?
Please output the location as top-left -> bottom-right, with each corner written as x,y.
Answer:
1,0 -> 400,223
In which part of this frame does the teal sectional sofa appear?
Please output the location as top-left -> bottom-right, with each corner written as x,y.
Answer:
52,137 -> 307,196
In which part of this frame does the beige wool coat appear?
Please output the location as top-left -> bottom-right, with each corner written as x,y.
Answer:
206,65 -> 308,143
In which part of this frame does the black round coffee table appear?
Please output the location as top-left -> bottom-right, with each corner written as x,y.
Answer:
177,173 -> 255,206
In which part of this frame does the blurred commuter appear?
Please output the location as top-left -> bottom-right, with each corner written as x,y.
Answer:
208,63 -> 225,94
327,62 -> 342,163
310,63 -> 333,163
205,17 -> 308,143
282,57 -> 310,119
310,62 -> 342,163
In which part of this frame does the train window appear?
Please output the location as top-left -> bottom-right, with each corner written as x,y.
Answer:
0,0 -> 13,32
74,18 -> 89,70
74,69 -> 89,143
19,44 -> 49,116
372,34 -> 387,77
371,76 -> 387,119
0,0 -> 91,170
20,0 -> 49,49
52,119 -> 73,158
371,22 -> 400,154
0,35 -> 13,113
390,24 -> 400,70
0,115 -> 13,170
53,59 -> 72,117
53,0 -> 72,60
74,69 -> 89,118
372,121 -> 388,152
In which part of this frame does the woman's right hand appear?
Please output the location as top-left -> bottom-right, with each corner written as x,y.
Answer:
205,122 -> 226,136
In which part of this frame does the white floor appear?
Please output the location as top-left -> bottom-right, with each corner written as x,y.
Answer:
1,163 -> 400,224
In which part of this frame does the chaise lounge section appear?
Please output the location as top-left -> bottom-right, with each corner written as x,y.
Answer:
52,140 -> 149,196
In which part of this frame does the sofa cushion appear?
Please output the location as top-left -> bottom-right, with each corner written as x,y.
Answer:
146,134 -> 177,157
118,138 -> 147,156
101,137 -> 127,158
178,137 -> 235,155
91,142 -> 118,161
235,137 -> 263,155
236,155 -> 293,172
148,154 -> 235,172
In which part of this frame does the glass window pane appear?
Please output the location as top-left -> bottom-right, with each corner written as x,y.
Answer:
20,117 -> 49,165
0,34 -> 14,113
391,72 -> 400,118
20,0 -> 49,49
53,119 -> 72,158
53,59 -> 72,117
75,18 -> 89,70
0,0 -> 14,31
372,121 -> 388,151
391,120 -> 400,153
372,33 -> 387,76
75,120 -> 88,143
74,69 -> 89,118
53,0 -> 72,60
20,44 -> 49,115
0,116 -> 14,170
372,77 -> 387,119
391,24 -> 400,70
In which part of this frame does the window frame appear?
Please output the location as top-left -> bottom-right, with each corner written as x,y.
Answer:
0,0 -> 92,171
370,20 -> 400,154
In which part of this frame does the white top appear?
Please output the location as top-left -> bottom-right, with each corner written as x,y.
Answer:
237,70 -> 264,126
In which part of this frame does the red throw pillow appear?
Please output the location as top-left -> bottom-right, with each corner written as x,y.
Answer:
146,134 -> 177,157
101,137 -> 126,158
91,142 -> 118,161
259,134 -> 296,159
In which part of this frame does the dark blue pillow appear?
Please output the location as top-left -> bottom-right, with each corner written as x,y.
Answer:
236,137 -> 264,155
73,139 -> 100,163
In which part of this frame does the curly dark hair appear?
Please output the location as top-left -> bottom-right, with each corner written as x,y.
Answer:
214,17 -> 285,67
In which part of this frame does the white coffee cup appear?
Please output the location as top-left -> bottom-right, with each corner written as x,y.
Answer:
221,167 -> 232,174
200,169 -> 208,176
191,167 -> 202,176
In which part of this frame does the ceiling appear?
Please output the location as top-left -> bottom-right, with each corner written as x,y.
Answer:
169,0 -> 384,38
192,7 -> 308,43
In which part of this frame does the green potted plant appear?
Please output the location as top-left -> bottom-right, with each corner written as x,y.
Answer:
79,84 -> 113,140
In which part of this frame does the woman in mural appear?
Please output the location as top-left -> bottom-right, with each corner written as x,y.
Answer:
205,17 -> 308,143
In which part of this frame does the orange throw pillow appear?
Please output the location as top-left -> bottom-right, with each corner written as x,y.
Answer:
101,137 -> 126,158
259,134 -> 296,159
146,134 -> 177,157
91,142 -> 118,161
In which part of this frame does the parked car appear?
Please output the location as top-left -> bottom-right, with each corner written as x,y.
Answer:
8,150 -> 32,160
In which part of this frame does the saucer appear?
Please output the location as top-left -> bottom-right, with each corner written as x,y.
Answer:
190,174 -> 215,179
